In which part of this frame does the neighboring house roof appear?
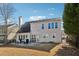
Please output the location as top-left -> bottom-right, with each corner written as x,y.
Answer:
17,22 -> 30,33
0,24 -> 14,28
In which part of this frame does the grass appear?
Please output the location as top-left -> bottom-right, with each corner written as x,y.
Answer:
0,47 -> 50,56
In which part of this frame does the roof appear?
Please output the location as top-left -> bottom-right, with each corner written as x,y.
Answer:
17,22 -> 30,33
0,24 -> 14,26
30,18 -> 61,23
0,24 -> 14,28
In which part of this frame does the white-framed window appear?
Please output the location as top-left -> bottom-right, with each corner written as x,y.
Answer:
18,35 -> 22,40
18,35 -> 20,39
23,35 -> 25,39
31,35 -> 33,39
21,35 -> 22,39
26,35 -> 27,39
31,35 -> 36,39
31,34 -> 36,42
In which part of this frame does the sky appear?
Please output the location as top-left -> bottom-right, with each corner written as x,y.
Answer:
12,3 -> 64,24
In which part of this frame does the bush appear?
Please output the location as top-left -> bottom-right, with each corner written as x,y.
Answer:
66,36 -> 79,47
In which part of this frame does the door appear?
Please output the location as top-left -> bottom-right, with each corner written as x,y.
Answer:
26,39 -> 29,44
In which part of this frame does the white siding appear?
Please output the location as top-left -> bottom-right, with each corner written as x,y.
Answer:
16,33 -> 30,42
30,19 -> 61,43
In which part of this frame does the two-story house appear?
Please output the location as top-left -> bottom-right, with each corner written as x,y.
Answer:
16,18 -> 61,43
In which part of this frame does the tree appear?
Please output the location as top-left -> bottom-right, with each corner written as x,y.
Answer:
0,3 -> 15,44
63,3 -> 79,47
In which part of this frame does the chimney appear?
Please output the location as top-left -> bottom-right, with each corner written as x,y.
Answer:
19,16 -> 23,28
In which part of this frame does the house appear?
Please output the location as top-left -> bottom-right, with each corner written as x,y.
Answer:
16,18 -> 62,43
7,24 -> 19,40
0,24 -> 19,43
0,24 -> 17,44
0,24 -> 14,41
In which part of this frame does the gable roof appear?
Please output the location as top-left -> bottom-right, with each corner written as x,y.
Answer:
17,22 -> 30,33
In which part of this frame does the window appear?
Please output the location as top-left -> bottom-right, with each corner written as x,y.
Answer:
19,35 -> 23,40
55,22 -> 58,28
34,35 -> 36,39
42,24 -> 44,29
31,35 -> 36,39
23,35 -> 25,39
52,23 -> 54,29
31,35 -> 36,42
21,35 -> 22,39
26,35 -> 27,38
48,23 -> 51,29
19,35 -> 20,39
32,35 -> 34,39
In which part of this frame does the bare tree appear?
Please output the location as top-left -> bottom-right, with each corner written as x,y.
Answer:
0,3 -> 15,44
